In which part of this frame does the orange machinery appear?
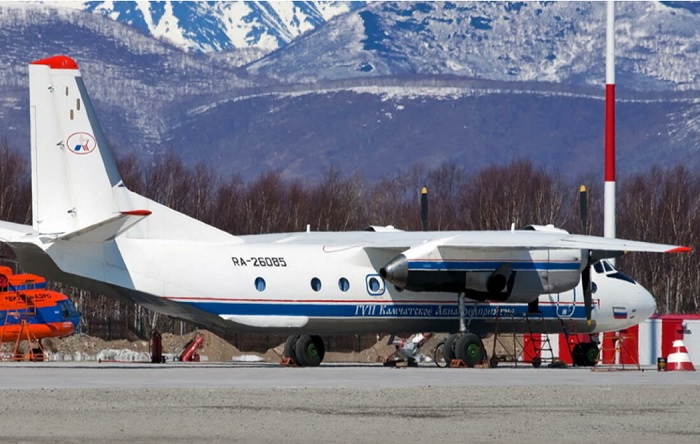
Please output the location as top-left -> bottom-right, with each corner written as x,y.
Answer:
0,266 -> 80,355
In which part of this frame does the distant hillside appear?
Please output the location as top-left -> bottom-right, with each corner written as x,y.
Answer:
1,2 -> 699,184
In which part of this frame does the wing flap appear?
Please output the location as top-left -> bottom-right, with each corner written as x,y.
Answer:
0,221 -> 38,243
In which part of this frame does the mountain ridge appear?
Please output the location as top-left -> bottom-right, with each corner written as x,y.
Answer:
0,2 -> 698,183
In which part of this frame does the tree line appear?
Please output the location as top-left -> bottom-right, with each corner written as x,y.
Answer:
0,139 -> 697,340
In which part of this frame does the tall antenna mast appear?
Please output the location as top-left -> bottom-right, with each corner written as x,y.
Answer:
604,0 -> 616,249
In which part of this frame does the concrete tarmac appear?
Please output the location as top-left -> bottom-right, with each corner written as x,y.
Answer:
0,362 -> 698,443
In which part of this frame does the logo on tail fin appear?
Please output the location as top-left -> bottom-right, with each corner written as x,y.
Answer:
66,132 -> 96,155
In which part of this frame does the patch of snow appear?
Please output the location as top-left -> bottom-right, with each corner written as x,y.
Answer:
232,354 -> 264,362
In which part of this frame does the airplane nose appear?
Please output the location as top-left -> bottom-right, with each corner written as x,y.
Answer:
636,284 -> 657,322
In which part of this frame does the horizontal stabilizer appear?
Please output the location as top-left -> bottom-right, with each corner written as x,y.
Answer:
57,210 -> 151,242
0,221 -> 39,243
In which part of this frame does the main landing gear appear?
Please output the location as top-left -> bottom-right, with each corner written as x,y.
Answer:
571,341 -> 599,367
442,332 -> 487,367
282,335 -> 326,367
441,292 -> 487,367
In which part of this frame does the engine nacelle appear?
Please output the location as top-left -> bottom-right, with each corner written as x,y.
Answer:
379,246 -> 584,303
523,224 -> 569,233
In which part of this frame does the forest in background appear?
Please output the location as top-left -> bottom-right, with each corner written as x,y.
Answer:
0,140 -> 697,341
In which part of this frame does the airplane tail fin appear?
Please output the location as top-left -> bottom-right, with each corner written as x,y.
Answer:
29,56 -> 234,242
30,56 -> 123,234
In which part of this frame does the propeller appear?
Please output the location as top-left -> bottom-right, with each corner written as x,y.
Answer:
579,185 -> 593,322
421,186 -> 429,231
582,256 -> 593,321
579,185 -> 589,235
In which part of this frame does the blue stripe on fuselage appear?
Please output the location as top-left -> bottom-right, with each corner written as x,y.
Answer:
181,300 -> 587,320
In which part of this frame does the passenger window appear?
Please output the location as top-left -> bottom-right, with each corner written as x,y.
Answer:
366,275 -> 385,296
338,278 -> 349,292
254,277 -> 266,292
311,277 -> 322,292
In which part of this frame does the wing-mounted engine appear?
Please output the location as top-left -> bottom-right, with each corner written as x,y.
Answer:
379,240 -> 585,303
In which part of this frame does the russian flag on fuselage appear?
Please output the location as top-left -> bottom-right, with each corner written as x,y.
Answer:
613,307 -> 628,319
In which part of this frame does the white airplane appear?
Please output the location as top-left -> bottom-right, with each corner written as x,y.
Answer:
0,56 -> 691,367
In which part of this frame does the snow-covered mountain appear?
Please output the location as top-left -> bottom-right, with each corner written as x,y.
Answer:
57,1 -> 361,54
46,1 -> 700,91
1,1 -> 700,184
248,1 -> 700,91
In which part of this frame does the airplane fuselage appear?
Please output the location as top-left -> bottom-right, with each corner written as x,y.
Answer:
27,230 -> 655,338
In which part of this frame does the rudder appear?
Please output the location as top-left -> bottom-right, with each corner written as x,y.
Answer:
29,55 -> 123,234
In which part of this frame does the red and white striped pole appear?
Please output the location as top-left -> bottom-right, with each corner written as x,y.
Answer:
604,0 -> 616,249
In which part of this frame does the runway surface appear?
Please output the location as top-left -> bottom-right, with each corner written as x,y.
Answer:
0,362 -> 698,443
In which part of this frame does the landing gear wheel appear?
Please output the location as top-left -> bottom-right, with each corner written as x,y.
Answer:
572,343 -> 599,367
283,335 -> 299,364
433,341 -> 448,368
443,334 -> 458,365
310,335 -> 325,363
571,343 -> 584,367
531,357 -> 542,368
489,355 -> 499,368
583,343 -> 599,367
454,333 -> 485,367
294,335 -> 325,367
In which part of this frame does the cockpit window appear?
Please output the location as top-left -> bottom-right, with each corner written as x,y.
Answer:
595,260 -> 637,284
59,301 -> 72,319
608,272 -> 636,284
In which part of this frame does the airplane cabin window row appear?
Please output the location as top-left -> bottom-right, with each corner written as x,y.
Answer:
253,277 -> 352,292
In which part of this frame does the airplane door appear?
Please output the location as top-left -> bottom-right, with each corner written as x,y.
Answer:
555,289 -> 576,318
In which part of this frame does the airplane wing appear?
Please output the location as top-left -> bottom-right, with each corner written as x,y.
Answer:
544,234 -> 691,254
362,230 -> 690,255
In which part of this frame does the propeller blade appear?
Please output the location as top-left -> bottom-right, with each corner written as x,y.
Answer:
579,185 -> 588,235
582,261 -> 593,322
421,186 -> 429,231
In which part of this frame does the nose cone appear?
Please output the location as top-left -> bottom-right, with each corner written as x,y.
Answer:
636,284 -> 657,323
380,254 -> 408,289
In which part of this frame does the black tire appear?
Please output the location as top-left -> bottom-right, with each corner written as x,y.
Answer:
571,343 -> 599,367
582,343 -> 599,367
295,334 -> 324,367
571,343 -> 584,367
443,334 -> 457,365
454,333 -> 485,367
283,335 -> 299,364
532,357 -> 542,368
433,341 -> 448,368
489,355 -> 499,368
309,335 -> 325,362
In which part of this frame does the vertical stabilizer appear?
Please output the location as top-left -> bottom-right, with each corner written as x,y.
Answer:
30,55 -> 122,234
28,55 -> 237,243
